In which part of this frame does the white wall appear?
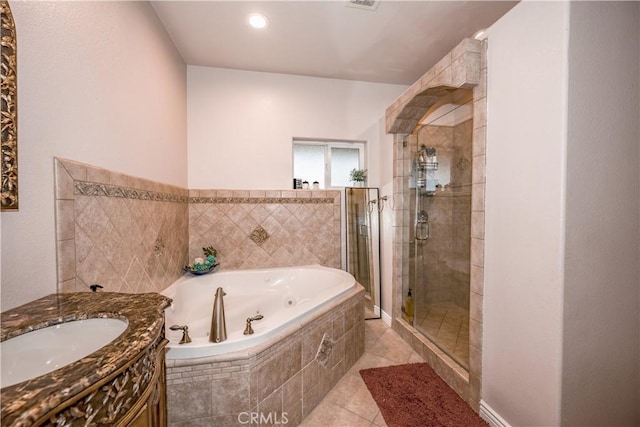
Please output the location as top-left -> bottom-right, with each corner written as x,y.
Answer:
187,66 -> 405,190
0,1 -> 187,311
484,1 -> 640,425
483,2 -> 569,425
562,2 -> 639,424
187,66 -> 406,317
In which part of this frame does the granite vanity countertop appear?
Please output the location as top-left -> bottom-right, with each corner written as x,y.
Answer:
0,292 -> 172,426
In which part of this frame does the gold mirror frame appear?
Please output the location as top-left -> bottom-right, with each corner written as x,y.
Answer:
1,0 -> 18,211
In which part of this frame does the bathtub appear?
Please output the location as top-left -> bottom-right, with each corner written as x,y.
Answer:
163,264 -> 364,425
162,264 -> 356,359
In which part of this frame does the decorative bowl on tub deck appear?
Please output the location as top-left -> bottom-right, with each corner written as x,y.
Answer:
184,246 -> 218,275
183,261 -> 219,275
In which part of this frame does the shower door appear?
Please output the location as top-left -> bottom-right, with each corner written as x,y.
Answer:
345,187 -> 381,319
404,95 -> 473,369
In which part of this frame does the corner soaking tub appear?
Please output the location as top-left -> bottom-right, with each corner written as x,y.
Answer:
162,264 -> 365,426
162,264 -> 356,359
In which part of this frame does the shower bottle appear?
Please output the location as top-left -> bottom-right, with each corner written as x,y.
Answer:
405,289 -> 414,321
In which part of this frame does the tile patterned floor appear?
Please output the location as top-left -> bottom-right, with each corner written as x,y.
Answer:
414,302 -> 469,369
299,319 -> 424,427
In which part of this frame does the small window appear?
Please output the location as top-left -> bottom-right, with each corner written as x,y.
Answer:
293,139 -> 365,189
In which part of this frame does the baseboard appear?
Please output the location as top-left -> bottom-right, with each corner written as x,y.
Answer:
381,309 -> 392,326
479,400 -> 511,427
374,305 -> 381,316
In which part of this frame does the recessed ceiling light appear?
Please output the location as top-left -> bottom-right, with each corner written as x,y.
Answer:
346,0 -> 379,11
247,13 -> 269,29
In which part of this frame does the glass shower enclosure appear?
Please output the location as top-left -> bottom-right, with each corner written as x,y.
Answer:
403,94 -> 473,369
345,187 -> 381,319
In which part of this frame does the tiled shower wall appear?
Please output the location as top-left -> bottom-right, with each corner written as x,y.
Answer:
54,158 -> 341,293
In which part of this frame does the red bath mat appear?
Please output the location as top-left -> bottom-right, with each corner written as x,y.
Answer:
360,362 -> 488,427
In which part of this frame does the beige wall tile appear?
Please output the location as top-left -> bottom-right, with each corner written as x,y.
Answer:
58,278 -> 77,293
211,375 -> 251,416
58,158 -> 87,181
463,52 -> 481,85
472,155 -> 486,184
55,200 -> 75,241
471,211 -> 485,240
473,98 -> 487,130
471,238 -> 484,267
471,183 -> 485,212
54,159 -> 75,200
167,380 -> 212,423
434,52 -> 452,77
472,126 -> 486,156
86,166 -> 110,184
56,160 -> 189,294
470,318 -> 483,350
470,265 -> 484,296
56,239 -> 76,283
470,291 -> 483,323
283,373 -> 303,426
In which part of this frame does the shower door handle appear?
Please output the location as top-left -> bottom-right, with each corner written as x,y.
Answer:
415,221 -> 429,241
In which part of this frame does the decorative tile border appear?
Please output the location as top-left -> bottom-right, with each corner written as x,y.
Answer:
189,196 -> 334,204
75,181 -> 189,203
72,181 -> 336,205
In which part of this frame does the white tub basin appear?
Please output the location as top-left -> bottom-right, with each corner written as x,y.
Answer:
0,318 -> 128,388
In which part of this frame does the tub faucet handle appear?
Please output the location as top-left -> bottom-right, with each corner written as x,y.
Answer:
243,315 -> 264,335
169,324 -> 192,344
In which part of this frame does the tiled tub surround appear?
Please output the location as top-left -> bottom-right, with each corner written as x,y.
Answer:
188,189 -> 341,270
386,37 -> 487,411
54,158 -> 342,295
0,292 -> 171,425
165,286 -> 365,426
54,158 -> 189,294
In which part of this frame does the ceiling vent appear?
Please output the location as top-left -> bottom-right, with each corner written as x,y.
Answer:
346,0 -> 379,11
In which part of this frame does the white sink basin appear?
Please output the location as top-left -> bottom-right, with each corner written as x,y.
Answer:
0,318 -> 128,388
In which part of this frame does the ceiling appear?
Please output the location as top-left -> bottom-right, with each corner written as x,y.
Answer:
151,1 -> 518,86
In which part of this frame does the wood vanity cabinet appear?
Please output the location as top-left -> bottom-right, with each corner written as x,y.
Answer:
44,334 -> 169,427
119,338 -> 168,427
0,292 -> 172,427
